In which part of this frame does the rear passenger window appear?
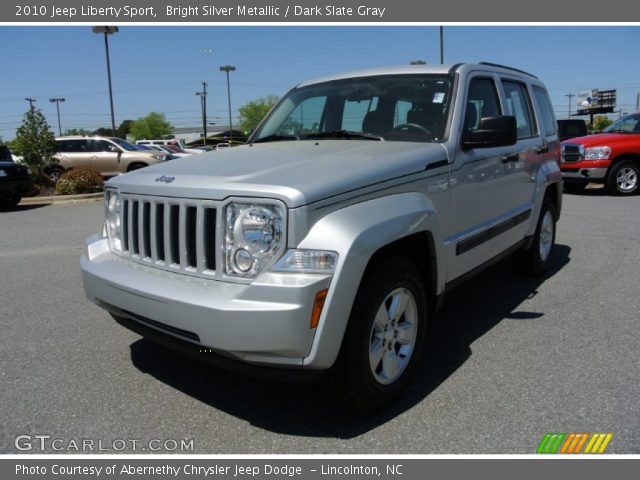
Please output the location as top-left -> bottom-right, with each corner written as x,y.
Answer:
502,81 -> 537,139
532,86 -> 556,137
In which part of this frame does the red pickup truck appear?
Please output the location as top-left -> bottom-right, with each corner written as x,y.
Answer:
561,112 -> 640,195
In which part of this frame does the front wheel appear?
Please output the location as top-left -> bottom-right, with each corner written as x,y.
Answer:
0,195 -> 21,207
606,160 -> 639,196
323,256 -> 428,412
515,200 -> 557,276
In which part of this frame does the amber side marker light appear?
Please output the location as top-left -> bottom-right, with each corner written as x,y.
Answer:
310,289 -> 328,329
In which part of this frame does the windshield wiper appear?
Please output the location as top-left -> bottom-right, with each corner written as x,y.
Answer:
304,130 -> 384,141
252,134 -> 299,144
605,129 -> 634,134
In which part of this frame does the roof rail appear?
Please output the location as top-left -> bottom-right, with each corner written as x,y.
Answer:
479,62 -> 538,79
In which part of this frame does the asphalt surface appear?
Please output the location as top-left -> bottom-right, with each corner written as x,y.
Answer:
1,189 -> 639,454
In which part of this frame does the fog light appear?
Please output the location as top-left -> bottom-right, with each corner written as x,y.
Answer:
233,248 -> 254,272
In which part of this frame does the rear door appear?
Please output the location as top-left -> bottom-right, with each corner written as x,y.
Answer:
57,139 -> 92,170
497,77 -> 541,212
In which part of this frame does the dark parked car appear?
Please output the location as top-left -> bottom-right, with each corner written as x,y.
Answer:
557,119 -> 588,142
0,146 -> 33,207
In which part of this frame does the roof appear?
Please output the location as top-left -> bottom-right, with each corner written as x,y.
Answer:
296,62 -> 540,88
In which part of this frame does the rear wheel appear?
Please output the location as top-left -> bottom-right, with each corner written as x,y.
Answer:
515,199 -> 557,276
606,160 -> 639,196
323,256 -> 428,413
46,166 -> 64,183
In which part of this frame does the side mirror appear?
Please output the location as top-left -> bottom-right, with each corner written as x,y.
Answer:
462,115 -> 517,149
108,145 -> 121,153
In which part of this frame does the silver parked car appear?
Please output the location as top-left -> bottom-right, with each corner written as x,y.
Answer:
81,63 -> 562,411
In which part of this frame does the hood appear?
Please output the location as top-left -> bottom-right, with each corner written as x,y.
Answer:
107,140 -> 448,208
562,132 -> 640,146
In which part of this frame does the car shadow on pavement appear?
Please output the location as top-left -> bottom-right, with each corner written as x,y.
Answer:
129,244 -> 571,440
0,203 -> 49,212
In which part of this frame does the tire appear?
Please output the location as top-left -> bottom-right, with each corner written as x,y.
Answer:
46,167 -> 64,183
515,199 -> 557,276
606,160 -> 639,196
322,256 -> 428,413
563,181 -> 587,194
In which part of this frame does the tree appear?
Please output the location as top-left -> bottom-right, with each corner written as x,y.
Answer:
116,120 -> 135,139
12,108 -> 58,174
129,112 -> 173,141
63,128 -> 92,136
590,116 -> 614,132
237,95 -> 279,133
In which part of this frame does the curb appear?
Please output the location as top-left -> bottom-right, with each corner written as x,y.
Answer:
20,192 -> 103,206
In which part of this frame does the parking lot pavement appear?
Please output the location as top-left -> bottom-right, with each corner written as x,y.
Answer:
1,188 -> 639,454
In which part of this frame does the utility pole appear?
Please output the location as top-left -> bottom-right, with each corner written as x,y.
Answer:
636,93 -> 639,112
565,93 -> 574,119
196,82 -> 208,147
439,26 -> 444,64
25,98 -> 36,111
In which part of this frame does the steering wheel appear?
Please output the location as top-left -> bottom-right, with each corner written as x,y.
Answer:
391,123 -> 432,135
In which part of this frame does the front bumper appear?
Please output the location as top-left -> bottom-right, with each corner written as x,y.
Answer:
81,236 -> 332,368
561,166 -> 607,181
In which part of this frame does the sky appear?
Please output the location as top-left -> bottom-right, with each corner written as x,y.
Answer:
1,26 -> 639,141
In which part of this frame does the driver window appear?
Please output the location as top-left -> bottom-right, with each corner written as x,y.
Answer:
465,78 -> 501,133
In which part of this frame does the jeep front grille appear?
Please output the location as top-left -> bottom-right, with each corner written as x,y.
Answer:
118,194 -> 218,277
561,144 -> 584,163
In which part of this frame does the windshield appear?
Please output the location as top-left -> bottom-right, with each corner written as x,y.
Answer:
109,137 -> 139,151
603,114 -> 640,133
252,74 -> 453,143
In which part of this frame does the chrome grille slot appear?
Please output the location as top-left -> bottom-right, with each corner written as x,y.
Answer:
204,208 -> 216,271
116,194 -> 219,279
185,206 -> 197,268
169,205 -> 180,265
155,204 -> 165,262
130,200 -> 139,256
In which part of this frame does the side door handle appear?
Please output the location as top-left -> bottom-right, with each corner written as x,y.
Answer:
501,153 -> 519,163
536,145 -> 549,154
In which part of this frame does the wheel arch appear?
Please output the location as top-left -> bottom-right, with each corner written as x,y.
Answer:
298,192 -> 442,369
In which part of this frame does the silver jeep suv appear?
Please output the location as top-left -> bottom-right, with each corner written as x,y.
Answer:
81,63 -> 562,411
50,136 -> 170,181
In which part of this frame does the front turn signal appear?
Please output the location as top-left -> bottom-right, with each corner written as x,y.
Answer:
310,289 -> 328,329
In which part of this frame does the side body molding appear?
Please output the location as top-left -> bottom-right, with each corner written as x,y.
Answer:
297,192 -> 442,368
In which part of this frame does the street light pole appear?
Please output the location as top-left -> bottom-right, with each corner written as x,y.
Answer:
49,98 -> 65,136
92,26 -> 119,136
220,65 -> 236,144
439,26 -> 444,64
196,82 -> 208,147
565,93 -> 574,119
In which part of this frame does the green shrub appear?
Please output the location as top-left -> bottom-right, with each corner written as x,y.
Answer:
55,167 -> 104,195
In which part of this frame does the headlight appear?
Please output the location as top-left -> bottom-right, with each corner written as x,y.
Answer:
224,202 -> 284,277
584,146 -> 611,160
105,190 -> 122,252
272,250 -> 338,274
